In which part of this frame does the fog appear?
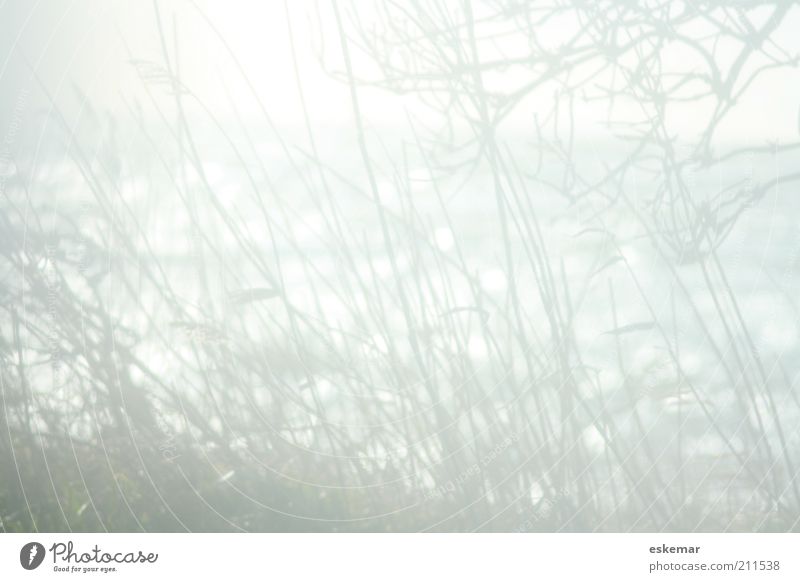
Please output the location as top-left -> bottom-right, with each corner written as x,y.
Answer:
2,0 -> 800,532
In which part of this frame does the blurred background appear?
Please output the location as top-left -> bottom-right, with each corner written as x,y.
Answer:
2,0 -> 800,532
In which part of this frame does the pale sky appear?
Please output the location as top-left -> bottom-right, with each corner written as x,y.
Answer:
1,0 -> 798,145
